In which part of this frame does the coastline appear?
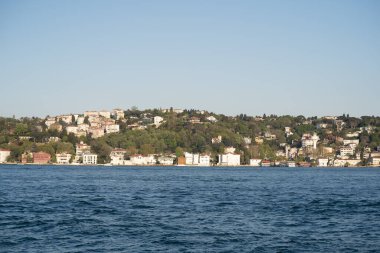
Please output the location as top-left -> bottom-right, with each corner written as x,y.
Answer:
0,162 -> 379,168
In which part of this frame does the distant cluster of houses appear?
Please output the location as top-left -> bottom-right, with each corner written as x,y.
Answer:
1,111 -> 380,167
45,109 -> 124,138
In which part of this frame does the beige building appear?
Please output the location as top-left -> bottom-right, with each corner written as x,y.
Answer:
0,149 -> 11,163
56,153 -> 72,164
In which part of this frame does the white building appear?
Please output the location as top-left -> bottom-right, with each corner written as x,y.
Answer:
198,154 -> 211,166
369,157 -> 380,166
333,159 -> 360,167
56,153 -> 72,164
66,126 -> 78,135
343,139 -> 360,146
110,148 -> 127,165
157,156 -> 175,165
83,153 -> 97,165
184,152 -> 199,165
302,133 -> 319,149
249,159 -> 262,166
153,116 -> 164,126
76,116 -> 85,125
206,116 -> 218,122
218,153 -> 241,166
317,158 -> 329,167
340,147 -> 354,158
78,123 -> 90,132
0,149 -> 11,163
105,124 -> 120,134
130,154 -> 156,165
75,142 -> 91,161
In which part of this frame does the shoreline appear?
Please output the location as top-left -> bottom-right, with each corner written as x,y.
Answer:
0,162 -> 379,168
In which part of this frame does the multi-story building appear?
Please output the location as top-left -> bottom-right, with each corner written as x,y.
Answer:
130,154 -> 156,165
302,133 -> 319,149
218,153 -> 240,166
105,124 -> 120,134
56,153 -> 72,164
184,152 -> 199,165
83,153 -> 97,165
110,148 -> 127,165
66,126 -> 78,135
32,152 -> 51,164
198,154 -> 211,166
340,147 -> 354,158
157,156 -> 175,165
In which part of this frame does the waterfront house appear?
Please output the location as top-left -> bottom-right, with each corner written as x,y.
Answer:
249,159 -> 262,167
130,154 -> 156,165
218,153 -> 240,166
56,153 -> 72,164
32,152 -> 51,164
157,156 -> 175,165
110,148 -> 127,165
184,152 -> 199,165
317,158 -> 329,167
83,153 -> 97,165
0,149 -> 11,163
333,159 -> 360,167
198,154 -> 211,166
369,157 -> 380,166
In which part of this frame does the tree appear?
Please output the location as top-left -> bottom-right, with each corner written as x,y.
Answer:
15,123 -> 29,136
140,144 -> 154,155
175,147 -> 184,157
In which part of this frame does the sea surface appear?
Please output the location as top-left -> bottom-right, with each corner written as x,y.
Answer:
1,165 -> 380,252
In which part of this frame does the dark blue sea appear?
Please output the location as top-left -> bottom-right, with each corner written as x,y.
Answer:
1,165 -> 380,252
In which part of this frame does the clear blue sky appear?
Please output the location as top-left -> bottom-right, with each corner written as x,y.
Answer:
1,0 -> 379,118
